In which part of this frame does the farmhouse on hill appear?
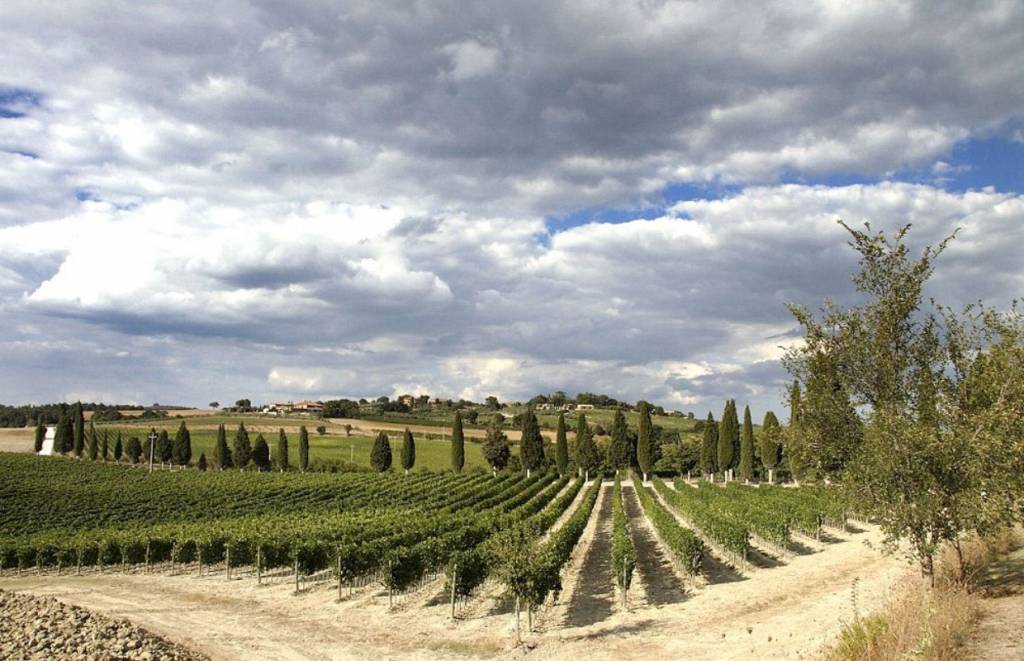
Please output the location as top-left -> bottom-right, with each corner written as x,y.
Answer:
270,400 -> 324,415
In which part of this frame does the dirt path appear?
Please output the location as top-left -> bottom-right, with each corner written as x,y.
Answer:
621,485 -> 687,607
960,545 -> 1024,659
564,487 -> 615,628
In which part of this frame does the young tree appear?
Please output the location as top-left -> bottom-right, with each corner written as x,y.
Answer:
519,409 -> 544,477
114,432 -> 123,463
298,425 -> 310,471
486,524 -> 540,640
636,402 -> 654,481
197,453 -> 208,471
276,428 -> 289,471
606,410 -> 631,472
401,428 -> 416,475
214,424 -> 232,469
699,412 -> 718,479
717,400 -> 739,481
738,405 -> 755,482
86,421 -> 98,461
575,413 -> 601,481
252,433 -> 271,471
72,402 -> 85,458
370,431 -> 392,472
451,410 -> 465,474
100,428 -> 109,461
33,423 -> 44,453
173,420 -> 192,467
759,411 -> 783,483
233,422 -> 251,468
554,412 -> 569,476
126,436 -> 142,464
482,421 -> 510,475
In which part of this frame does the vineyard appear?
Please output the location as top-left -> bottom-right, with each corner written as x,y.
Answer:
0,453 -> 901,658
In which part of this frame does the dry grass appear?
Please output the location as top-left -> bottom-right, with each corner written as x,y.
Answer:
829,529 -> 1024,661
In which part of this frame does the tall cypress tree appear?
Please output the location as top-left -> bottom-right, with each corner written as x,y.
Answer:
55,408 -> 71,453
401,428 -> 416,474
173,421 -> 192,466
519,408 -> 544,476
33,424 -> 44,453
370,431 -> 392,472
233,422 -> 251,468
607,409 -> 631,472
636,401 -> 654,482
575,413 -> 601,480
100,428 -> 109,461
554,412 -> 569,475
298,425 -> 309,471
252,433 -> 271,471
699,412 -> 718,478
738,404 -> 755,482
86,421 -> 98,461
759,411 -> 783,483
114,433 -> 123,463
72,402 -> 85,458
214,424 -> 232,469
717,400 -> 739,481
276,428 -> 289,471
451,411 -> 465,473
158,428 -> 173,465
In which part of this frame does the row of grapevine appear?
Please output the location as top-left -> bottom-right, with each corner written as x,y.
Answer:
632,475 -> 704,575
652,478 -> 750,566
610,475 -> 636,596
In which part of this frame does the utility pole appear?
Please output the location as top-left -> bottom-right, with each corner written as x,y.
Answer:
147,430 -> 158,473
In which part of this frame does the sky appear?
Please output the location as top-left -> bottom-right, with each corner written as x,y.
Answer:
1,1 -> 1022,419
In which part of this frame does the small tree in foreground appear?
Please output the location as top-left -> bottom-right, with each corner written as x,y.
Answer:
371,431 -> 392,472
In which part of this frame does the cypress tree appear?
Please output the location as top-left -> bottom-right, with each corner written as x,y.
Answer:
33,424 -> 44,453
114,432 -> 123,463
519,409 -> 544,477
233,422 -> 251,468
173,421 -> 192,467
126,437 -> 142,463
789,380 -> 801,425
607,409 -> 631,472
100,428 -> 109,461
158,428 -> 173,465
575,413 -> 601,480
451,411 -> 465,474
252,434 -> 271,471
482,421 -> 510,474
276,428 -> 289,471
718,400 -> 739,481
554,412 -> 569,475
401,428 -> 416,474
738,404 -> 755,482
54,412 -> 70,454
298,425 -> 309,472
699,412 -> 718,478
86,421 -> 98,461
370,431 -> 392,472
759,411 -> 783,483
214,424 -> 232,469
72,402 -> 85,458
198,453 -> 208,471
636,401 -> 653,482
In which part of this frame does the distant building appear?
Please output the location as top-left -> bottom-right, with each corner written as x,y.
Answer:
272,400 -> 324,415
576,404 -> 595,411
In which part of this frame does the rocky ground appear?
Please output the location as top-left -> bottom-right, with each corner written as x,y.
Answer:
0,589 -> 205,660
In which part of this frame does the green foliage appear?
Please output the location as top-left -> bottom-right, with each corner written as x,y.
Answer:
125,437 -> 142,464
482,422 -> 510,472
519,409 -> 545,473
233,423 -> 251,468
157,428 -> 173,464
252,434 -> 271,471
738,405 -> 755,481
276,428 -> 289,471
451,410 -> 465,473
401,428 -> 416,473
86,421 -> 98,461
54,412 -> 71,454
636,401 -> 653,477
700,412 -> 718,476
72,402 -> 85,458
717,400 -> 739,474
634,475 -> 704,574
33,424 -> 44,453
214,424 -> 232,469
197,453 -> 208,471
298,425 -> 309,472
653,478 -> 749,561
610,475 -> 636,590
113,433 -> 123,463
172,421 -> 192,466
607,409 -> 632,470
759,411 -> 782,472
574,413 -> 601,476
554,413 -> 569,475
371,431 -> 392,472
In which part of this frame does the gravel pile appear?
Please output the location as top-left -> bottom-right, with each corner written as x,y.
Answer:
0,589 -> 206,660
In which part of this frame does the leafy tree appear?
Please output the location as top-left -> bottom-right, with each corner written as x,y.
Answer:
114,432 -> 123,463
233,422 -> 251,468
519,409 -> 545,476
208,402 -> 219,409
276,428 -> 289,471
72,402 -> 85,458
33,424 -> 44,453
370,431 -> 392,472
316,425 -> 327,435
298,425 -> 310,472
607,410 -> 632,471
485,524 -> 541,639
699,412 -> 718,478
485,395 -> 501,410
214,424 -> 232,469
451,410 -> 465,473
636,401 -> 654,481
482,421 -> 510,474
717,400 -> 739,481
554,412 -> 569,475
738,405 -> 755,482
126,436 -> 142,464
401,428 -> 416,474
759,411 -> 783,483
86,421 -> 98,460
198,453 -> 208,471
173,420 -> 192,466
252,433 -> 271,471
158,428 -> 173,465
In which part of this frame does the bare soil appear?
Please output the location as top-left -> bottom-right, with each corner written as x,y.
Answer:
960,545 -> 1024,659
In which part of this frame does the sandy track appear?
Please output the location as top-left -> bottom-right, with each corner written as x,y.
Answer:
564,487 -> 615,628
961,545 -> 1024,659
